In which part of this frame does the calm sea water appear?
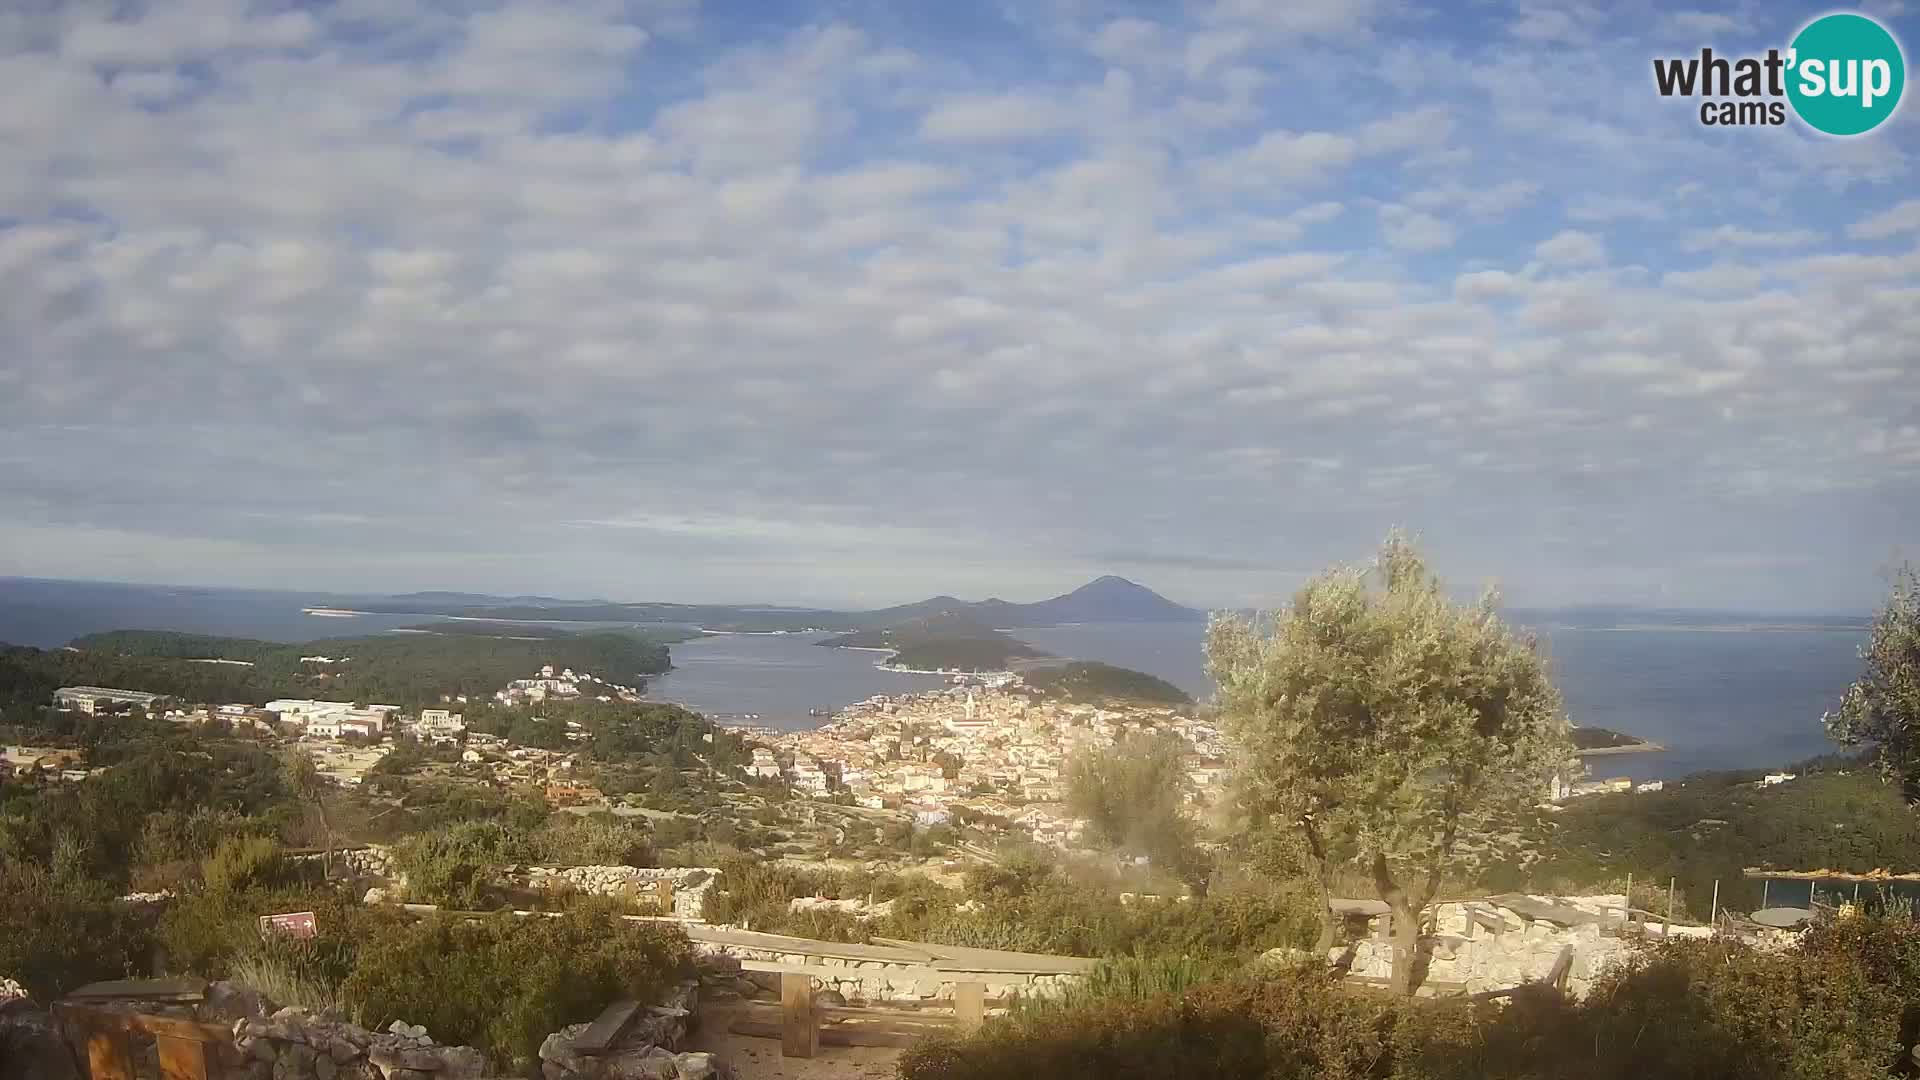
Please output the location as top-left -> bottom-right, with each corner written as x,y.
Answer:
644,633 -> 949,723
0,578 -> 1869,778
1017,621 -> 1866,782
0,577 -> 429,644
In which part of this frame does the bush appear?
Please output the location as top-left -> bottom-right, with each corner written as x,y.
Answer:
202,835 -> 289,894
701,854 -> 1320,958
158,883 -> 389,981
341,901 -> 693,1068
900,916 -> 1920,1080
389,821 -> 528,909
0,858 -> 154,1000
535,814 -> 654,867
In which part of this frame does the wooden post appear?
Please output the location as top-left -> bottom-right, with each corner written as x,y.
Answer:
1761,879 -> 1769,910
1623,873 -> 1633,930
86,1030 -> 136,1080
655,879 -> 674,914
781,972 -> 818,1059
1667,878 -> 1676,935
156,1033 -> 209,1080
1710,880 -> 1719,926
954,981 -> 985,1033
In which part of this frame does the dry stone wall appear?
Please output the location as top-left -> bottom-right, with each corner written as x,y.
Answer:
525,866 -> 716,919
290,846 -> 395,879
687,943 -> 1077,1005
232,1012 -> 488,1080
1337,894 -> 1717,997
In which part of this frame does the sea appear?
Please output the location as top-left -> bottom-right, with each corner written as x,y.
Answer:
0,577 -> 1870,781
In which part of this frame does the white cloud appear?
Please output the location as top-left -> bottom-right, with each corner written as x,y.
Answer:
1359,105 -> 1456,154
1680,226 -> 1823,252
920,92 -> 1077,141
1567,195 -> 1667,223
1454,270 -> 1522,302
1409,180 -> 1540,220
1535,230 -> 1607,266
1658,11 -> 1744,37
0,0 -> 1913,612
1378,205 -> 1460,252
1848,200 -> 1920,239
1204,130 -> 1357,187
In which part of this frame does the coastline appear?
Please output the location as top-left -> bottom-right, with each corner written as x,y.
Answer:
876,661 -> 1010,676
1575,741 -> 1667,756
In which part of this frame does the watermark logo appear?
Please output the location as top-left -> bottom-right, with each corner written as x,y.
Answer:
1653,11 -> 1906,135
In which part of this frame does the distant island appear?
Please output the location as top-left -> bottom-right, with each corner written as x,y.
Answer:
1571,725 -> 1664,754
817,611 -> 1050,673
347,574 -> 1205,633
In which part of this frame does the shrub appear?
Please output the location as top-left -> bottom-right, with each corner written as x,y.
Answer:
900,916 -> 1920,1080
1022,954 -> 1235,1015
202,835 -> 289,894
158,883 -> 389,981
534,814 -> 654,867
0,858 -> 154,1000
341,901 -> 693,1068
389,821 -> 528,909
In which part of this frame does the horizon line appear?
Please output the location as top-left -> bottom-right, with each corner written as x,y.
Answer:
0,573 -> 1878,622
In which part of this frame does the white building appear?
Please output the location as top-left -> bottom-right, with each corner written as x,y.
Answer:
746,749 -> 783,780
54,686 -> 164,715
265,700 -> 356,723
416,709 -> 466,742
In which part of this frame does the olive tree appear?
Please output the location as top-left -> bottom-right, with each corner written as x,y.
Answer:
1825,563 -> 1920,803
1206,533 -> 1573,994
1064,730 -> 1207,892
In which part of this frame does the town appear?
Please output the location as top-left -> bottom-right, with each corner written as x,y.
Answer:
748,678 -> 1225,847
14,668 -> 1691,840
17,668 -> 1228,855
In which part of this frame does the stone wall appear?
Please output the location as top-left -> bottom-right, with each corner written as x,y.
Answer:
1337,894 -> 1716,998
685,943 -> 1078,1005
524,866 -> 717,920
787,896 -> 896,920
231,1011 -> 489,1080
289,846 -> 395,879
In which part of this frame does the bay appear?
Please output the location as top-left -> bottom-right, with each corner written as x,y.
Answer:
0,578 -> 1872,779
642,633 -> 949,724
1016,620 -> 1867,781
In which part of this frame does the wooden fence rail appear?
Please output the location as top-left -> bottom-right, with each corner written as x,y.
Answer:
733,972 -> 986,1058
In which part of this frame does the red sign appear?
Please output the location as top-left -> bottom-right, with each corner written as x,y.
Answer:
259,911 -> 317,940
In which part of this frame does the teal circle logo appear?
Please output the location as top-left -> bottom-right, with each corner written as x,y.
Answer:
1787,13 -> 1906,136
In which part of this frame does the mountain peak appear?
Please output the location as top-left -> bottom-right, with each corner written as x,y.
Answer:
1019,576 -> 1200,624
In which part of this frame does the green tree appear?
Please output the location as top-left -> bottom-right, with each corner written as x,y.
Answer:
283,751 -> 335,877
1206,532 -> 1573,993
1824,563 -> 1920,803
1064,731 -> 1205,892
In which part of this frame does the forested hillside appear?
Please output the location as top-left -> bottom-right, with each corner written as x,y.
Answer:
0,628 -> 677,712
1025,662 -> 1193,706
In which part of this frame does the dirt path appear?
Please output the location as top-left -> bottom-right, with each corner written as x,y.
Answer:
686,1002 -> 905,1080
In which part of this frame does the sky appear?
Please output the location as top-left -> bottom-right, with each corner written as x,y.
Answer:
1,0 -> 1917,614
